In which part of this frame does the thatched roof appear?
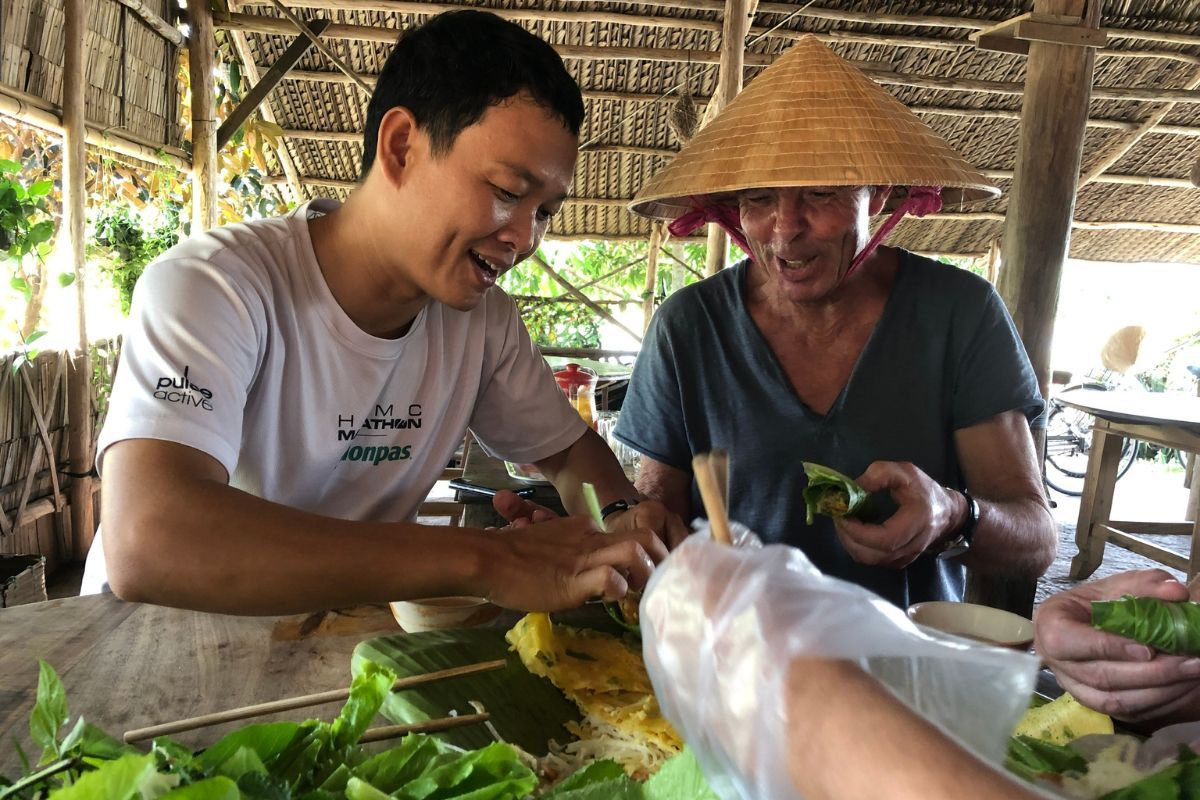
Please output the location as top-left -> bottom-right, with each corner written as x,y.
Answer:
5,0 -> 1200,263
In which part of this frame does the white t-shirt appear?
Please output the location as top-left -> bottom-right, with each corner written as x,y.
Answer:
81,199 -> 585,594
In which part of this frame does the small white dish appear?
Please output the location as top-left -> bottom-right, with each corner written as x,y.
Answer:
907,600 -> 1035,649
389,596 -> 501,633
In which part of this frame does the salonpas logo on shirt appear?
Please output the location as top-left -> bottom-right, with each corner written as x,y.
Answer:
337,403 -> 420,464
154,366 -> 214,411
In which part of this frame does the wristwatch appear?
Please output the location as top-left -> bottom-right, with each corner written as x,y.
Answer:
599,498 -> 639,521
935,489 -> 978,560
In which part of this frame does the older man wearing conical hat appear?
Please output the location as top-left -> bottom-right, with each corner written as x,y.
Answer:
614,37 -> 1056,607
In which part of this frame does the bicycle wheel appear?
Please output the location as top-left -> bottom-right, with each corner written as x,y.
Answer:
1045,405 -> 1138,496
1045,405 -> 1089,496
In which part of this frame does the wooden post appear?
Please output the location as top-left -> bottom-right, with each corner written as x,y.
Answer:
188,0 -> 218,231
63,0 -> 95,560
642,223 -> 663,334
985,239 -> 1001,284
997,0 -> 1098,430
975,0 -> 1099,618
703,0 -> 756,277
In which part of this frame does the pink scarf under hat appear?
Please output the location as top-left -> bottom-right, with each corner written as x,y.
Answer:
667,186 -> 944,279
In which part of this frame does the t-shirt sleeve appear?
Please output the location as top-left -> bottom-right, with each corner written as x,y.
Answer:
952,281 -> 1046,431
96,256 -> 263,477
612,304 -> 693,470
468,294 -> 587,463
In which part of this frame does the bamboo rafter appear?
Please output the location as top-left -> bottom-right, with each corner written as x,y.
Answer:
238,0 -> 1200,64
240,54 -> 1200,106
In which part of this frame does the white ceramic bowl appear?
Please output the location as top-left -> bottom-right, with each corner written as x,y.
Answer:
389,596 -> 502,633
907,600 -> 1035,649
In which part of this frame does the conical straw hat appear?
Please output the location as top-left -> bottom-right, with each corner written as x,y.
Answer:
630,36 -> 999,219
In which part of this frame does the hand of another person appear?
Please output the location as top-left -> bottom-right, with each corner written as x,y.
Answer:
605,499 -> 690,549
1035,569 -> 1200,724
482,514 -> 668,611
833,460 -> 958,569
492,489 -> 558,528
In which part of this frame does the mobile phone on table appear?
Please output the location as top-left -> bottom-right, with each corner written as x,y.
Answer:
449,479 -> 535,498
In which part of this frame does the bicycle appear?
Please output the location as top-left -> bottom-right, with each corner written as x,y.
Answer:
1043,377 -> 1138,497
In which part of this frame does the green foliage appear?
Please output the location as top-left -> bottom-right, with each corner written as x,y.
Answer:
500,241 -> 704,346
513,297 -> 601,348
0,159 -> 55,262
92,204 -> 181,314
4,660 -> 538,800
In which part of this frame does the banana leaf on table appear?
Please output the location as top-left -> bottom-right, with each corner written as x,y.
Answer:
352,613 -> 623,755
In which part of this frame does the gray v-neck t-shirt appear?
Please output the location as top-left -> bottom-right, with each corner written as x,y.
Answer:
615,251 -> 1043,607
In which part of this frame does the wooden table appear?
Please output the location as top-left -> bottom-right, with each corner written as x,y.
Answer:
0,594 -> 397,775
1065,390 -> 1200,580
455,437 -> 565,529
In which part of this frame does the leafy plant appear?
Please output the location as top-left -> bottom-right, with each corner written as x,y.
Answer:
2,660 -> 538,800
500,242 -> 703,346
92,205 -> 180,314
0,158 -> 71,370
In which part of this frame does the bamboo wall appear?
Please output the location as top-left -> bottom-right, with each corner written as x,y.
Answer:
0,341 -> 119,577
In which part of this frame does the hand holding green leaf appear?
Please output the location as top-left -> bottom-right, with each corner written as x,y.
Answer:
1091,595 -> 1200,655
801,463 -> 873,526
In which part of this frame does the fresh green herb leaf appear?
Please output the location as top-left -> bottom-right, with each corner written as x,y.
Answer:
330,661 -> 395,751
159,775 -> 240,800
44,752 -> 162,800
31,659 -> 69,763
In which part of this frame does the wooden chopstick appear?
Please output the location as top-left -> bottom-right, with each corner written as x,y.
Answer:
693,450 -> 732,545
123,658 -> 507,743
359,711 -> 490,744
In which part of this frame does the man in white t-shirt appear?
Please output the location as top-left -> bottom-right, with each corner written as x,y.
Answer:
84,10 -> 685,614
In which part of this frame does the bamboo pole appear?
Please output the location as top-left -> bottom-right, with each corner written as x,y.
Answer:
0,83 -> 191,168
113,0 -> 184,45
224,13 -> 305,203
63,0 -> 96,560
986,239 -> 1002,284
271,70 -> 1200,138
1076,66 -> 1200,190
642,223 -> 663,335
215,11 -> 1200,103
247,0 -> 1200,54
528,254 -> 643,343
266,0 -> 374,97
188,0 -> 218,231
703,0 -> 755,277
547,255 -> 646,301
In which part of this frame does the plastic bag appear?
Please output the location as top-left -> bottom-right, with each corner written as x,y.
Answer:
641,523 -> 1040,800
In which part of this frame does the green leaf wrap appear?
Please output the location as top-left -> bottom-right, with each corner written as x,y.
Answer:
1091,595 -> 1200,656
801,463 -> 871,526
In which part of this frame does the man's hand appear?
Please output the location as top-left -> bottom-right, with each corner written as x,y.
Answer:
492,489 -> 558,528
833,461 -> 960,569
1035,569 -> 1200,724
605,499 -> 690,549
482,514 -> 669,611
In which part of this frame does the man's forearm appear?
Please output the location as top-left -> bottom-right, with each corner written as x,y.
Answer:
785,659 -> 1040,800
536,428 -> 637,517
960,493 -> 1056,579
103,477 -> 494,615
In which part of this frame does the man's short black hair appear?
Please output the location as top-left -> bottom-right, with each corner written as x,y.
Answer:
361,10 -> 585,176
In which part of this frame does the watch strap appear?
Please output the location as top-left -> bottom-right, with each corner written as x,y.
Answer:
599,498 -> 638,521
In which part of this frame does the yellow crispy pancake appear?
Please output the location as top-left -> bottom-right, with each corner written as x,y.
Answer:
506,613 -> 682,754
